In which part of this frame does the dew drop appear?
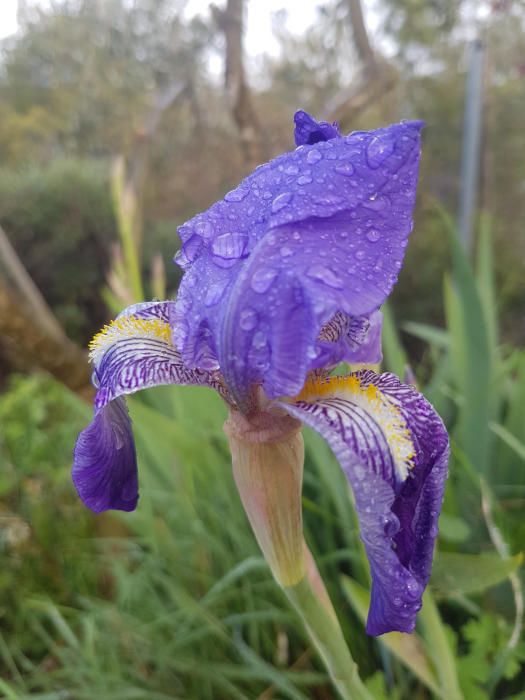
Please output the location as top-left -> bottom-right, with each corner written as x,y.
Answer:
306,264 -> 344,289
297,174 -> 313,185
211,232 -> 248,262
366,134 -> 394,168
364,194 -> 389,211
280,245 -> 293,257
175,234 -> 203,270
285,164 -> 299,175
271,191 -> 293,212
355,250 -> 366,260
306,148 -> 322,164
335,162 -> 355,177
366,229 -> 381,243
204,279 -> 228,307
292,231 -> 302,241
224,187 -> 249,202
252,330 -> 267,350
194,220 -> 213,238
240,308 -> 258,331
251,267 -> 278,293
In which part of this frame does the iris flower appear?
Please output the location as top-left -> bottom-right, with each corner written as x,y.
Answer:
73,111 -> 448,637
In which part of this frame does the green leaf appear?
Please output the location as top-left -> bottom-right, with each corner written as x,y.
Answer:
438,514 -> 471,543
439,207 -> 492,475
341,576 -> 441,696
431,551 -> 523,597
403,321 -> 450,349
381,303 -> 408,377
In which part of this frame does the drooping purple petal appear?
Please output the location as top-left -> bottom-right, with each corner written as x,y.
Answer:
172,113 -> 422,404
72,398 -> 138,513
73,300 -> 229,513
282,370 -> 448,635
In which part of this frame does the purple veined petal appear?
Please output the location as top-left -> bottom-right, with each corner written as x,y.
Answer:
89,301 -> 228,408
315,309 -> 382,369
73,300 -> 230,513
172,114 -> 422,395
294,110 -> 341,146
347,309 -> 383,365
281,370 -> 449,635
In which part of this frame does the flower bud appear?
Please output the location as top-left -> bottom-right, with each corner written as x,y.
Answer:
224,410 -> 305,587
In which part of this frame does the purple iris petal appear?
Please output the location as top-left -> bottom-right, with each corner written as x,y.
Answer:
294,109 -> 341,145
72,398 -> 138,512
173,112 -> 422,404
347,310 -> 383,365
282,370 -> 448,635
316,310 -> 382,369
72,300 -> 229,513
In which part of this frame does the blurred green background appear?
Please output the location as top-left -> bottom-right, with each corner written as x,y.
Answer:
0,1 -> 524,698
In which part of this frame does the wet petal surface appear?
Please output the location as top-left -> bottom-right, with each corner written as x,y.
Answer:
73,301 -> 228,513
282,370 -> 449,635
173,114 -> 422,404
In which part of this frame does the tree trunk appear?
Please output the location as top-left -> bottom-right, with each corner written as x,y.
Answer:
325,0 -> 398,127
0,278 -> 94,400
212,0 -> 263,171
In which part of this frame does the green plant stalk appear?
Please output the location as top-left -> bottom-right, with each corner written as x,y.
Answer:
419,591 -> 464,700
283,574 -> 372,700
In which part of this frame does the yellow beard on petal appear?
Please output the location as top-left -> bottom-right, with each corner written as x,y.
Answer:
294,374 -> 416,483
88,316 -> 172,364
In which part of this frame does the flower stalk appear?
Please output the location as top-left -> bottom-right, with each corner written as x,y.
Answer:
225,410 -> 371,700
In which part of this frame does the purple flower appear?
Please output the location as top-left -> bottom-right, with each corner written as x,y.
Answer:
72,111 -> 448,635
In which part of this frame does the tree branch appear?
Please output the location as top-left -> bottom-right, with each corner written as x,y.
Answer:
0,224 -> 67,343
0,278 -> 93,400
325,0 -> 398,126
212,0 -> 263,171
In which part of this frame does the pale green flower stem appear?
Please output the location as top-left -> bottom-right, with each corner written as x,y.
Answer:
225,417 -> 371,700
283,547 -> 373,700
284,582 -> 371,700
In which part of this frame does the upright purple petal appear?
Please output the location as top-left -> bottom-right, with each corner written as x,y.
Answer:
282,370 -> 448,635
73,301 -> 229,513
294,110 -> 341,145
172,113 -> 422,405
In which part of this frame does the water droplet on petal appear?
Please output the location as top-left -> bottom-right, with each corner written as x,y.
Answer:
204,278 -> 228,307
355,250 -> 366,260
271,191 -> 293,212
252,330 -> 267,349
406,579 -> 421,599
174,234 -> 203,270
251,267 -> 278,293
335,162 -> 355,177
292,231 -> 302,241
285,164 -> 299,175
211,232 -> 248,265
306,264 -> 344,289
194,220 -> 213,238
224,187 -> 249,202
366,134 -> 394,168
366,229 -> 381,243
306,148 -> 322,164
280,245 -> 293,257
297,174 -> 312,185
364,194 -> 389,211
240,308 -> 258,331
